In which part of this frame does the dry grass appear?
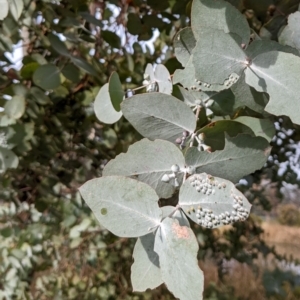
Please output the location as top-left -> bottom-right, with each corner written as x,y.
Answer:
200,221 -> 300,300
261,221 -> 300,260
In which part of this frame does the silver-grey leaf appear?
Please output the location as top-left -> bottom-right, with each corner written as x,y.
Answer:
179,173 -> 252,228
121,93 -> 196,142
103,139 -> 185,199
245,51 -> 300,125
154,217 -> 204,300
131,233 -> 162,292
79,176 -> 162,237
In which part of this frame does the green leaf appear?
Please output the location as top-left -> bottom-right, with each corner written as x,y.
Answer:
174,27 -> 196,67
108,72 -> 124,112
4,95 -> 25,119
103,139 -> 185,199
131,233 -> 162,292
48,33 -> 70,57
208,89 -> 236,116
29,87 -> 51,105
245,51 -> 300,125
278,11 -> 300,51
144,64 -> 172,94
94,83 -> 122,124
70,56 -> 98,76
101,30 -> 121,48
154,217 -> 204,300
147,0 -> 169,10
0,147 -> 18,171
192,29 -> 247,84
173,57 -> 240,92
130,205 -> 190,292
7,122 -> 34,149
127,13 -> 142,35
143,15 -> 165,30
9,0 -> 23,21
31,53 -> 48,65
0,0 -> 9,21
79,12 -> 103,28
101,128 -> 117,149
234,117 -> 275,142
246,39 -> 299,59
32,64 -> 61,90
0,114 -> 16,126
154,64 -> 172,94
179,173 -> 252,228
173,85 -> 235,116
121,93 -> 196,143
61,63 -> 81,83
20,62 -> 39,80
191,0 -> 250,44
79,176 -> 162,238
185,134 -> 271,183
197,120 -> 254,150
231,73 -> 268,114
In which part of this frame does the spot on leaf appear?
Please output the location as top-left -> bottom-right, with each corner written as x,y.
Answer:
172,222 -> 189,239
101,208 -> 108,215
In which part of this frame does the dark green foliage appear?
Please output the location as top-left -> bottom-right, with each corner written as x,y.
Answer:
1,0 -> 300,299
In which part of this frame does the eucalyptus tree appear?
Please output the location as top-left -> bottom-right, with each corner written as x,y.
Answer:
80,0 -> 300,299
1,0 -> 300,299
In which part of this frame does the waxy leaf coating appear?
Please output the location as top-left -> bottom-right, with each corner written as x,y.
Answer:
154,217 -> 204,300
191,0 -> 250,44
185,134 -> 271,183
121,93 -> 196,142
131,233 -> 162,292
179,173 -> 252,228
174,27 -> 196,67
103,139 -> 185,199
197,120 -> 254,150
245,51 -> 300,125
79,176 -> 162,238
94,83 -> 122,124
193,29 -> 247,84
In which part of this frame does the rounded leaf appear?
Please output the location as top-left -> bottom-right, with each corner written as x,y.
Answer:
154,64 -> 172,94
9,0 -> 23,21
245,51 -> 300,125
70,56 -> 98,76
154,217 -> 204,300
193,29 -> 247,84
191,0 -> 250,44
33,64 -> 61,90
197,120 -> 254,150
103,139 -> 185,199
121,93 -> 196,142
174,27 -> 196,67
94,83 -> 122,124
0,147 -> 18,171
4,96 -> 25,119
79,176 -> 162,237
0,0 -> 8,20
48,33 -> 70,56
108,72 -> 124,112
185,134 -> 271,183
179,173 -> 252,228
131,233 -> 162,292
127,13 -> 142,35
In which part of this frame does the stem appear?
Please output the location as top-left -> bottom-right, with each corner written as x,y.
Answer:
131,81 -> 155,92
160,204 -> 181,223
183,171 -> 187,183
195,105 -> 201,121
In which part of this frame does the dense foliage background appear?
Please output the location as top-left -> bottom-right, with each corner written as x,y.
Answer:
1,0 -> 300,299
